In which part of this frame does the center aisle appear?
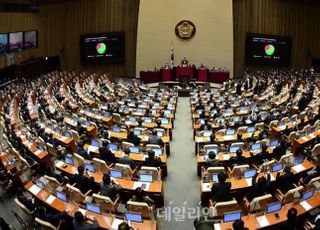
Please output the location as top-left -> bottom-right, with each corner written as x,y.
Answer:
162,97 -> 200,229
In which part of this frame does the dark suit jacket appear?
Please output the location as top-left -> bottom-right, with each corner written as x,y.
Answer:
148,135 -> 163,145
276,172 -> 294,193
145,157 -> 162,167
118,156 -> 135,168
98,147 -> 115,163
73,174 -> 91,194
275,218 -> 303,230
211,182 -> 232,202
206,159 -> 221,168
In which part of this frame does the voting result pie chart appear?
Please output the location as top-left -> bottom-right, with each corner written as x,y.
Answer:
96,43 -> 106,54
265,44 -> 275,56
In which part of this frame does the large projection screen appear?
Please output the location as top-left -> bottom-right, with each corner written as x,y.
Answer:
136,0 -> 233,78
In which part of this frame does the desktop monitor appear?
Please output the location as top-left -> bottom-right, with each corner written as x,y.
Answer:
157,131 -> 164,137
247,127 -> 255,133
206,148 -> 218,155
136,108 -> 143,113
266,202 -> 282,214
91,140 -> 100,147
128,116 -> 136,122
199,119 -> 205,125
144,117 -> 152,123
203,130 -> 212,137
110,169 -> 122,178
73,117 -> 78,123
226,129 -> 236,135
230,146 -> 240,153
223,211 -> 242,223
160,118 -> 169,124
65,156 -> 74,165
270,139 -> 279,147
124,212 -> 143,223
302,190 -> 315,201
64,132 -> 72,138
113,127 -> 121,133
86,203 -> 101,214
164,110 -> 170,115
54,127 -> 62,134
272,163 -> 283,172
129,146 -> 140,154
133,129 -> 141,136
251,143 -> 261,151
294,156 -> 304,165
84,121 -> 90,126
104,113 -> 110,118
108,143 -> 119,151
243,169 -> 257,178
152,148 -> 162,156
36,181 -> 43,189
212,174 -> 219,183
139,173 -> 153,183
56,191 -> 67,202
85,163 -> 95,173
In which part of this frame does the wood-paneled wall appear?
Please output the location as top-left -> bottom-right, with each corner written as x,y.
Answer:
233,0 -> 320,77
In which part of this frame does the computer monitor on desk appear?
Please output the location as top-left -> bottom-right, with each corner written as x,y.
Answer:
91,140 -> 100,147
110,169 -> 122,179
86,203 -> 101,214
226,129 -> 236,136
139,173 -> 153,183
129,146 -> 140,154
125,212 -> 143,223
266,201 -> 282,214
272,163 -> 283,172
56,191 -> 67,202
243,169 -> 256,178
65,156 -> 74,165
251,143 -> 261,151
85,163 -> 95,173
301,190 -> 315,201
206,147 -> 218,155
212,174 -> 219,183
223,211 -> 242,223
230,146 -> 240,153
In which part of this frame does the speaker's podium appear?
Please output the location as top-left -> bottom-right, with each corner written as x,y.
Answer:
161,68 -> 172,81
198,68 -> 208,82
176,66 -> 193,81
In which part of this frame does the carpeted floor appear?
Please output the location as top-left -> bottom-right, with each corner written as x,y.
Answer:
161,97 -> 200,229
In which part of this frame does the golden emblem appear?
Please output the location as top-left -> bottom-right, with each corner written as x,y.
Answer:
175,20 -> 196,40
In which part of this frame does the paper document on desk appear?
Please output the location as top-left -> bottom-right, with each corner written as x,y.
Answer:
29,184 -> 41,195
292,164 -> 305,173
269,174 -> 276,181
223,154 -> 230,160
133,182 -> 150,190
202,183 -> 211,192
214,223 -> 221,230
87,146 -> 98,153
301,136 -> 309,142
256,215 -> 270,227
300,201 -> 312,211
245,178 -> 252,186
110,218 -> 123,230
34,149 -> 42,156
310,133 -> 315,139
60,136 -> 68,142
78,208 -> 86,216
55,161 -> 64,168
46,195 -> 56,204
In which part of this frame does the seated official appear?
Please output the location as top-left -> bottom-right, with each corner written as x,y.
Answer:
127,131 -> 141,146
276,165 -> 294,193
211,172 -> 232,202
275,208 -> 303,230
233,220 -> 249,230
303,165 -> 320,184
230,149 -> 246,165
132,187 -> 155,206
72,211 -> 99,230
148,130 -> 163,145
77,142 -> 92,160
72,166 -> 92,194
33,205 -> 69,227
89,177 -> 100,194
47,132 -> 58,148
118,148 -> 135,168
118,222 -> 136,230
206,151 -> 220,167
273,138 -> 288,158
193,216 -> 214,230
100,174 -> 122,200
99,141 -> 115,163
255,145 -> 269,165
245,173 -> 271,202
145,150 -> 161,168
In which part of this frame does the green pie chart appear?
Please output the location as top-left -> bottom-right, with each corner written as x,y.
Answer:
96,43 -> 106,54
265,44 -> 275,56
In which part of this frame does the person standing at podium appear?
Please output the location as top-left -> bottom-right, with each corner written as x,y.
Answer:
181,57 -> 188,67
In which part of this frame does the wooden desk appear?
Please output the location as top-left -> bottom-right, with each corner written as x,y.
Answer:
63,117 -> 97,138
25,181 -> 157,230
292,130 -> 320,154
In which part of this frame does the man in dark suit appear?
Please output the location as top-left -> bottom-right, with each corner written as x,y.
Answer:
118,148 -> 135,168
206,151 -> 220,167
98,141 -> 115,163
73,166 -> 91,194
145,150 -> 162,168
77,142 -> 92,160
233,220 -> 249,230
276,165 -> 294,193
148,130 -> 163,145
275,208 -> 303,230
211,172 -> 232,202
193,216 -> 214,230
100,174 -> 122,200
230,149 -> 246,165
126,131 -> 141,146
72,211 -> 99,230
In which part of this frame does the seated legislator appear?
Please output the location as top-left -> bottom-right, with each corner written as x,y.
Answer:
206,151 -> 220,167
118,222 -> 137,230
33,205 -> 69,227
72,211 -> 99,230
233,220 -> 249,230
72,166 -> 92,194
78,142 -> 92,160
245,173 -> 271,202
275,208 -> 303,230
118,148 -> 135,168
132,187 -> 155,206
145,150 -> 162,168
99,141 -> 115,163
229,149 -> 246,165
255,145 -> 269,165
127,131 -> 141,146
303,165 -> 320,184
276,165 -> 295,193
193,216 -> 214,230
211,172 -> 232,202
148,130 -> 164,145
100,174 -> 122,200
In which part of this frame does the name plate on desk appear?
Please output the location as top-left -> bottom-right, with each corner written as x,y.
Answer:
87,145 -> 99,153
245,178 -> 252,186
202,183 -> 211,192
256,215 -> 270,227
111,218 -> 124,230
34,149 -> 42,156
214,223 -> 221,230
29,184 -> 41,195
133,182 -> 150,190
46,195 -> 56,204
300,201 -> 312,211
55,161 -> 64,168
